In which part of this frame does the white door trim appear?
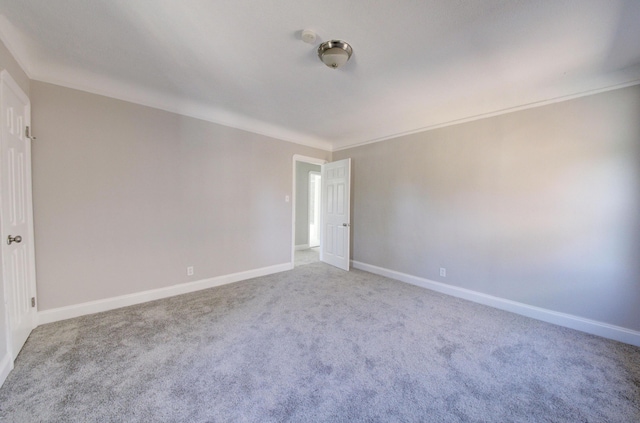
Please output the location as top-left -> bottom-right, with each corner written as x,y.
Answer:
291,155 -> 326,266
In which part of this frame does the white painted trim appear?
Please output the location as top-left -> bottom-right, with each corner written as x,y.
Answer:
3,16 -> 638,154
333,79 -> 640,152
352,261 -> 640,347
292,155 -> 327,166
0,19 -> 333,152
295,244 -> 310,251
0,17 -> 33,78
38,262 -> 292,325
0,351 -> 12,388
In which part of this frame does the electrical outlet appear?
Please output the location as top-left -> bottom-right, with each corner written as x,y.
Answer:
187,266 -> 194,276
439,268 -> 446,277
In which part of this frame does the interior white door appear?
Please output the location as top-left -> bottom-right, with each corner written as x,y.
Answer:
320,158 -> 350,270
1,70 -> 37,360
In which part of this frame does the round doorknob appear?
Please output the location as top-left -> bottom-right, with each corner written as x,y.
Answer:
7,235 -> 22,245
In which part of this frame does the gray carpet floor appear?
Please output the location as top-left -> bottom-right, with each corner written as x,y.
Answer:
1,262 -> 639,422
294,247 -> 320,267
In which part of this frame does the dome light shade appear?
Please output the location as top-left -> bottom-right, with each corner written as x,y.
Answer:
318,40 -> 353,69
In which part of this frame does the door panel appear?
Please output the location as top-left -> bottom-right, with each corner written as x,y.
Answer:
321,158 -> 350,270
1,70 -> 36,361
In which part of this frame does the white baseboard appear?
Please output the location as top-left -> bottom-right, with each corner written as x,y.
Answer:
0,351 -> 13,388
352,260 -> 640,347
38,262 -> 293,325
295,244 -> 310,251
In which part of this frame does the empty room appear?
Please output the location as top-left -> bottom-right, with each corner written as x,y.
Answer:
0,1 -> 639,421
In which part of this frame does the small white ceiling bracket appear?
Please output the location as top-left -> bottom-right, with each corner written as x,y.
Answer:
301,29 -> 317,44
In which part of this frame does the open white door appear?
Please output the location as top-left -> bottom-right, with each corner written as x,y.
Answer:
1,70 -> 37,361
320,158 -> 351,270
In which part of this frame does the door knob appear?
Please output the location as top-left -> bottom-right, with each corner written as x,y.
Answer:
342,223 -> 350,227
7,235 -> 22,245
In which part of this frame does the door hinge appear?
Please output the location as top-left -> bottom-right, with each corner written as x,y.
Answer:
25,126 -> 36,141
31,297 -> 36,308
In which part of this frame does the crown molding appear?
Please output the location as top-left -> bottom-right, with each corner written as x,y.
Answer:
31,68 -> 333,152
0,14 -> 34,77
332,78 -> 640,152
0,20 -> 333,152
3,16 -> 639,155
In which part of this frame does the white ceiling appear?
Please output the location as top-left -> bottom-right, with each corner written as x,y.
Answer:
1,0 -> 640,151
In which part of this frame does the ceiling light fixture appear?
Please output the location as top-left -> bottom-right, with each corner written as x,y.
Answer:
317,40 -> 353,69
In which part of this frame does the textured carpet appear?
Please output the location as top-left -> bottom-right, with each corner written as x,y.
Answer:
294,247 -> 320,267
1,262 -> 639,422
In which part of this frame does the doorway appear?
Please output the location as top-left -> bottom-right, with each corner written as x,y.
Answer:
292,155 -> 325,267
291,155 -> 351,270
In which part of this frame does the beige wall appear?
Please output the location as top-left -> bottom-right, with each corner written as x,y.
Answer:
3,32 -> 639,337
334,85 -> 640,331
31,81 -> 330,310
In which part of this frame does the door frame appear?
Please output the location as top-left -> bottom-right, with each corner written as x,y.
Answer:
291,155 -> 326,267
